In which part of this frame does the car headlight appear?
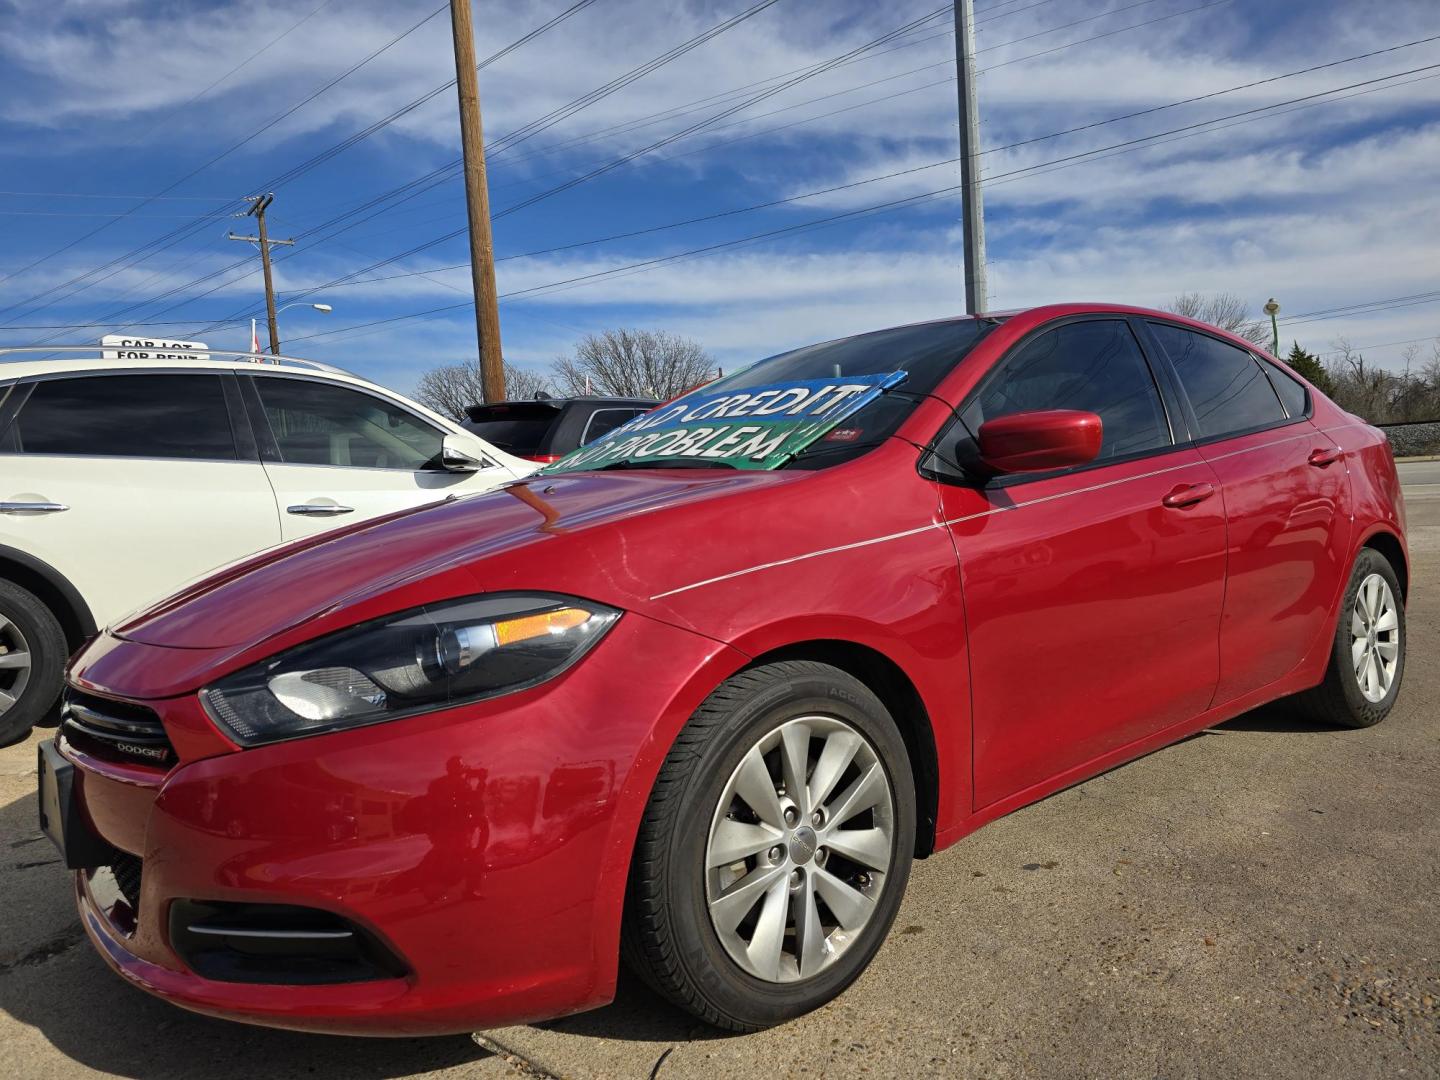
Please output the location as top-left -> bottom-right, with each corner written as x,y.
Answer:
201,593 -> 620,745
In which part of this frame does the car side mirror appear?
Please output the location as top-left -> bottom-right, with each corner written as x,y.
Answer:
978,409 -> 1102,474
440,434 -> 486,473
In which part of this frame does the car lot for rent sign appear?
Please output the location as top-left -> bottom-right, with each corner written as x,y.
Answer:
100,335 -> 210,361
546,372 -> 907,472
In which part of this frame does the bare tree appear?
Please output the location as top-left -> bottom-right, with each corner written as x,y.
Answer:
551,329 -> 716,399
413,360 -> 551,420
1322,337 -> 1440,424
1166,292 -> 1271,348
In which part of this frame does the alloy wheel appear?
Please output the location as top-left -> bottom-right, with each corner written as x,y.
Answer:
1350,572 -> 1400,703
704,715 -> 895,984
0,613 -> 32,717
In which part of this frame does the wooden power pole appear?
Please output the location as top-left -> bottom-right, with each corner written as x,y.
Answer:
228,193 -> 293,355
449,0 -> 506,402
953,0 -> 988,314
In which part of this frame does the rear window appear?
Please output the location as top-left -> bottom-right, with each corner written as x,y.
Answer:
464,402 -> 560,455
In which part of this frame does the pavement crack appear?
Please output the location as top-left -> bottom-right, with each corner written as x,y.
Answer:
649,1046 -> 675,1079
471,1034 -> 564,1079
0,926 -> 86,973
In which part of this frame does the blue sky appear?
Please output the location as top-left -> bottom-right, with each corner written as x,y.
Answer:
1,0 -> 1437,394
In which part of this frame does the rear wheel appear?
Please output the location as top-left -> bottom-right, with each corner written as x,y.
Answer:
1297,548 -> 1405,728
622,661 -> 915,1031
0,579 -> 66,747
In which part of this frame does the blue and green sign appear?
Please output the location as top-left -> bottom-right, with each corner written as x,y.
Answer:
543,372 -> 907,473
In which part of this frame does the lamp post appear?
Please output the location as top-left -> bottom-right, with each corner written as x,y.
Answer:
1264,297 -> 1280,356
273,302 -> 332,353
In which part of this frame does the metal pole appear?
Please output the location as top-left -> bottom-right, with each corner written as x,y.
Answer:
954,0 -> 988,314
450,0 -> 506,403
1265,298 -> 1281,356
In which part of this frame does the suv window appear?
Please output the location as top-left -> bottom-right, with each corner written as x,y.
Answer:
582,407 -> 645,445
1147,323 -> 1286,438
961,320 -> 1171,461
464,401 -> 560,456
253,378 -> 442,470
8,373 -> 235,460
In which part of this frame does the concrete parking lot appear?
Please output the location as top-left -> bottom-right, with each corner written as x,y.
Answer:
2,464 -> 1436,1079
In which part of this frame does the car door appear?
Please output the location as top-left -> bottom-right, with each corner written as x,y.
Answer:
0,371 -> 280,627
933,317 -> 1228,810
242,374 -> 515,541
1142,321 -> 1350,704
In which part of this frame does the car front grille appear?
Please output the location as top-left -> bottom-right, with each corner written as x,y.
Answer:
109,851 -> 143,912
61,689 -> 175,768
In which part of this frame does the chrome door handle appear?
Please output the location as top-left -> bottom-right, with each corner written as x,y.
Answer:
0,502 -> 69,513
286,504 -> 355,516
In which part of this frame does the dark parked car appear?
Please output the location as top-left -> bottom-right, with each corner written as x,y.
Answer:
464,396 -> 657,463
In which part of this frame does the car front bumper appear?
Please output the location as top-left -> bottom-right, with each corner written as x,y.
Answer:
61,611 -> 740,1035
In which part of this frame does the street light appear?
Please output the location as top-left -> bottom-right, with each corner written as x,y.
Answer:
1264,297 -> 1280,356
271,302 -> 332,356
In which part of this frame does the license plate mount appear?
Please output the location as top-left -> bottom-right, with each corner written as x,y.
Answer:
37,740 -> 116,870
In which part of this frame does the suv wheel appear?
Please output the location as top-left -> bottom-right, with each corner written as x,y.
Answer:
0,580 -> 66,746
622,661 -> 915,1031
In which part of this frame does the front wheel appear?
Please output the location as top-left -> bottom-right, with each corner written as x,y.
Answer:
1296,548 -> 1406,728
0,579 -> 66,747
622,661 -> 915,1032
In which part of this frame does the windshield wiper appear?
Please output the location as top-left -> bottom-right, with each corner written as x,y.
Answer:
595,458 -> 737,471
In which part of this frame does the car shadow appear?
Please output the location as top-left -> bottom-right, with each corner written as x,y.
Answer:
1215,699 -> 1344,734
0,785 -> 491,1080
526,968 -> 727,1045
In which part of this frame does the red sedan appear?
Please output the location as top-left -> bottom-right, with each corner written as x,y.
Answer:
41,303 -> 1407,1035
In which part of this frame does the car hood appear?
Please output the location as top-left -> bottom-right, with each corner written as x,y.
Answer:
113,469 -> 804,650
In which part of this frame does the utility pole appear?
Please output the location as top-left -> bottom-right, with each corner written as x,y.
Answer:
228,194 -> 293,355
449,0 -> 506,402
954,0 -> 988,314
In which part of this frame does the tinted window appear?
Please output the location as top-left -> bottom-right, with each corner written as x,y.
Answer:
254,378 -> 442,470
1265,362 -> 1309,418
1148,323 -> 1286,438
11,374 -> 234,459
963,320 -> 1171,460
582,408 -> 644,445
463,402 -> 560,455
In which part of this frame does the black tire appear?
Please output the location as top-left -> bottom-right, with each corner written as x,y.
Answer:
0,579 -> 66,747
622,660 -> 915,1032
1296,548 -> 1406,729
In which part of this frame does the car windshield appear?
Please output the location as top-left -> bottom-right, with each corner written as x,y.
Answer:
542,319 -> 994,473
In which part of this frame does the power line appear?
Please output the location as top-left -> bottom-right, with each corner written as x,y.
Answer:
71,0 -> 1195,331
252,0 -> 1238,293
0,3 -> 449,322
290,37 -> 1440,294
1282,291 -> 1440,327
72,0 -> 797,340
281,62 -> 1440,344
187,5 -> 951,329
17,0 -> 605,342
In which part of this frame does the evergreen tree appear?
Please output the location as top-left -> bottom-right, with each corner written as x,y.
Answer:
1283,341 -> 1336,397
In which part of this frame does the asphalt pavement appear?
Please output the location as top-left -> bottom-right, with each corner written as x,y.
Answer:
1,465 -> 1436,1080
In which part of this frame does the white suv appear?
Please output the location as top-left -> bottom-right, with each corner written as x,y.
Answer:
0,349 -> 535,743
